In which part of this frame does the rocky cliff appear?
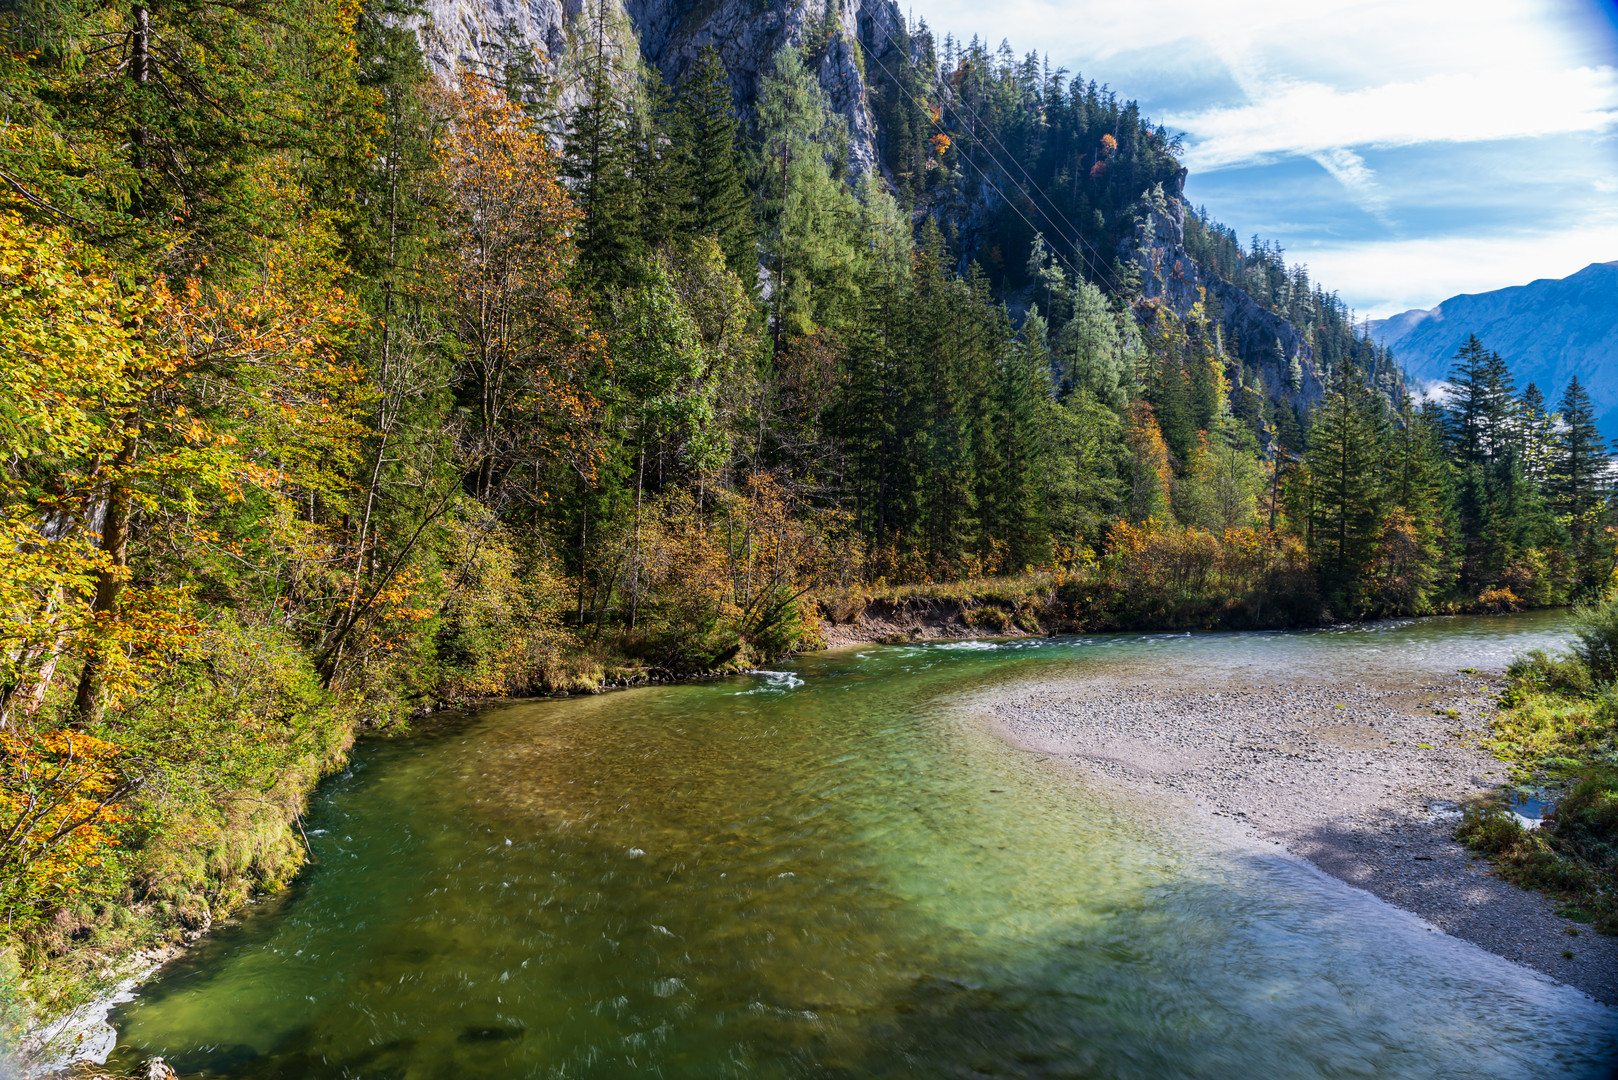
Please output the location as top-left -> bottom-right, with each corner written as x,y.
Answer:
412,0 -> 1368,424
1122,173 -> 1328,411
411,0 -> 906,175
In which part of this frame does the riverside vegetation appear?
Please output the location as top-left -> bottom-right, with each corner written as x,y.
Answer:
1459,599 -> 1618,935
1,0 -> 1614,1051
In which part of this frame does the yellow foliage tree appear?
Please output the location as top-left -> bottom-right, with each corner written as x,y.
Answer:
437,68 -> 603,503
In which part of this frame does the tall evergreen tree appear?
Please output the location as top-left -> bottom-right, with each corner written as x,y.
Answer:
754,44 -> 863,343
988,307 -> 1055,569
1517,382 -> 1558,487
1446,335 -> 1515,468
561,0 -> 643,290
677,46 -> 755,276
1549,376 -> 1611,594
1551,376 -> 1606,519
1308,356 -> 1388,608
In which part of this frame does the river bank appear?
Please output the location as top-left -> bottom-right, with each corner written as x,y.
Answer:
983,649 -> 1618,1004
46,613 -> 1618,1078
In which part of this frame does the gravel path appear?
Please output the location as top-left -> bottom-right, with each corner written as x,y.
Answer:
986,663 -> 1618,1005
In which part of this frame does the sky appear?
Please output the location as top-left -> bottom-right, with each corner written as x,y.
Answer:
907,0 -> 1618,318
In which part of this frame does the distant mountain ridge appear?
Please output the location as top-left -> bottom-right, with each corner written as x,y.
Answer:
1368,261 -> 1618,435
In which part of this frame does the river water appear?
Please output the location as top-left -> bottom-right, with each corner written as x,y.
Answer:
106,613 -> 1617,1078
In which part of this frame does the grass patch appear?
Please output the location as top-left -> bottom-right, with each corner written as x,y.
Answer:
1463,599 -> 1618,932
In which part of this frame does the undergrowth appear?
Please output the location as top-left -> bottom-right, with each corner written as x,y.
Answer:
1461,600 -> 1618,932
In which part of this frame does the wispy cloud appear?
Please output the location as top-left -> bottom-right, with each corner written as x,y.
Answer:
1300,214 -> 1618,318
1306,148 -> 1389,220
1166,67 -> 1618,172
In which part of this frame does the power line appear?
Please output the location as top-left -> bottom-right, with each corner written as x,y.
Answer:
855,37 -> 1125,292
854,40 -> 1095,284
913,54 -> 1124,290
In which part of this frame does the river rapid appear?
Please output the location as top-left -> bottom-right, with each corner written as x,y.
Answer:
105,613 -> 1617,1078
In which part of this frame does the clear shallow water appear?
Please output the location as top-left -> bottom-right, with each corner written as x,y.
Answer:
107,612 -> 1617,1078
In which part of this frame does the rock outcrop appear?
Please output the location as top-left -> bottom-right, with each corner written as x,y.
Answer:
411,0 -> 908,175
412,0 -> 1368,424
1122,171 -> 1326,411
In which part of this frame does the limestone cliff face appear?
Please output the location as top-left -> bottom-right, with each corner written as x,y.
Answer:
1122,170 -> 1325,411
412,0 -> 907,175
413,0 -> 577,84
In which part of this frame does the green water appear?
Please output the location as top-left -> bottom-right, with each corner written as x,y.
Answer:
108,613 -> 1617,1078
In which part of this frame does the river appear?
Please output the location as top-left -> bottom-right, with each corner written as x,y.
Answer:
105,613 -> 1617,1078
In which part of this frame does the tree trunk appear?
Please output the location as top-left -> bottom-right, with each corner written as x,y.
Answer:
629,446 -> 645,630
73,441 -> 135,725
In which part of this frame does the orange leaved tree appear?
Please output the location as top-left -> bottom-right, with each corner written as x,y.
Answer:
436,68 -> 603,508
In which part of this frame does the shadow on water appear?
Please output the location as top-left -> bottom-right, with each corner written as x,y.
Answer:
103,613 -> 1618,1079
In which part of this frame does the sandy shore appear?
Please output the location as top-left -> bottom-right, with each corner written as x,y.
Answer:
985,662 -> 1618,1005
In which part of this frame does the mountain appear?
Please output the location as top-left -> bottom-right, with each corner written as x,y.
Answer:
407,0 -> 1392,430
1368,262 -> 1618,434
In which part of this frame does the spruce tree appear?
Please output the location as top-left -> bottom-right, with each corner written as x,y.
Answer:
990,307 -> 1055,569
1308,356 -> 1388,609
1551,377 -> 1606,518
677,46 -> 756,276
629,67 -> 688,256
1445,335 -> 1515,468
562,0 -> 643,290
1517,382 -> 1558,487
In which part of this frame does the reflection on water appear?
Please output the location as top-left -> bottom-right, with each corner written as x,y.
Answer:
107,613 -> 1617,1078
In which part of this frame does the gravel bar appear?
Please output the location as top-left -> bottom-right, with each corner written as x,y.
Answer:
986,663 -> 1618,1005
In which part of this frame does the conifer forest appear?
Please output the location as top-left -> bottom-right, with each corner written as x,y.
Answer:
0,0 -> 1613,1035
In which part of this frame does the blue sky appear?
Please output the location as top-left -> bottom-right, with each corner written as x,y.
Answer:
909,0 -> 1618,318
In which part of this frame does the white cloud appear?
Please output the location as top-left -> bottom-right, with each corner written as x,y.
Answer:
1307,148 -> 1390,219
1298,219 -> 1618,319
910,0 -> 1618,311
1167,67 -> 1618,171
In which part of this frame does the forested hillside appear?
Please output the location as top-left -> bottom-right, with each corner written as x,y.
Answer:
1,0 -> 1612,1042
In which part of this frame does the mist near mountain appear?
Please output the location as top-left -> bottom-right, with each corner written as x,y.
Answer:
1369,261 -> 1618,434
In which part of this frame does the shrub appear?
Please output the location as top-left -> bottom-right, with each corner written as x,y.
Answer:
1551,768 -> 1618,871
1457,805 -> 1525,856
1572,596 -> 1618,685
1505,648 -> 1593,697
